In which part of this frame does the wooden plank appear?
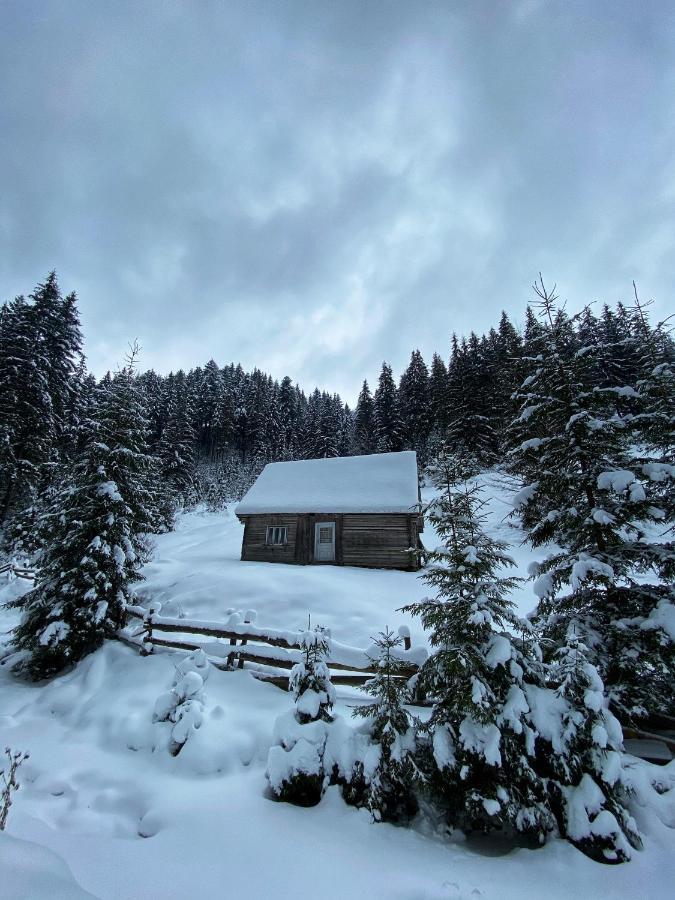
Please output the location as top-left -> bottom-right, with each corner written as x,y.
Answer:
143,619 -> 300,649
335,514 -> 344,566
139,635 -> 417,678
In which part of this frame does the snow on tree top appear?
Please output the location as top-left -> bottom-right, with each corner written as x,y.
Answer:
235,451 -> 419,515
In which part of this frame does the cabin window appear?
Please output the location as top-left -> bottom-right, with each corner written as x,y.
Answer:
266,526 -> 288,545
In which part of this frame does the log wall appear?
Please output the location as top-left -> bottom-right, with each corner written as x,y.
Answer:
239,512 -> 421,571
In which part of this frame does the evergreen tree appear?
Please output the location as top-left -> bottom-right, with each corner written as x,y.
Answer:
544,639 -> 640,863
197,360 -> 225,461
354,380 -> 377,454
157,369 -> 197,505
153,649 -> 209,756
508,278 -> 674,722
399,350 -> 431,465
349,628 -> 417,823
427,352 -> 449,456
374,362 -> 403,453
266,627 -> 335,806
30,272 -> 83,451
0,296 -> 54,524
7,396 -> 139,677
278,375 -> 301,458
338,403 -> 354,457
446,334 -> 498,468
402,451 -> 554,842
491,311 -> 524,429
300,388 -> 324,459
107,350 -> 172,535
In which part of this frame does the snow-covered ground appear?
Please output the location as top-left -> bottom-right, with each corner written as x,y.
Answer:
1,474 -> 674,899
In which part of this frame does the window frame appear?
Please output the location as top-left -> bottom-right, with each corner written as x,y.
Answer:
266,525 -> 288,546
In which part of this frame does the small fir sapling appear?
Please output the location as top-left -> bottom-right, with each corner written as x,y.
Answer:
153,650 -> 209,756
266,626 -> 335,806
541,638 -> 640,863
0,748 -> 29,831
347,628 -> 418,824
402,451 -> 555,843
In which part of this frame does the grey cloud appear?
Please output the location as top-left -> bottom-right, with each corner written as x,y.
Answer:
1,1 -> 674,402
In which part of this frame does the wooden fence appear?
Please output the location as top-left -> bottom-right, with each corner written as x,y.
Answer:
123,605 -> 425,693
0,562 -> 35,581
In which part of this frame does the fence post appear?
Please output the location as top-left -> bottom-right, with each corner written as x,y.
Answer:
141,612 -> 153,655
141,603 -> 160,656
237,614 -> 251,669
227,636 -> 238,669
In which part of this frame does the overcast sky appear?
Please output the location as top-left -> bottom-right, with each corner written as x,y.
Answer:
1,1 -> 674,402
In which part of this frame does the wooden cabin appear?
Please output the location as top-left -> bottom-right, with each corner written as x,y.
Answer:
235,451 -> 423,571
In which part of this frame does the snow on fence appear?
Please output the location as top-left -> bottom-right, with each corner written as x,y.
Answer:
121,604 -> 427,693
0,563 -> 35,581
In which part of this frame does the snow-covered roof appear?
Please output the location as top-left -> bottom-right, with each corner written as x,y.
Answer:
235,451 -> 419,515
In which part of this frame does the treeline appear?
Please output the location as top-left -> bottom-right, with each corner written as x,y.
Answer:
4,272 -> 668,531
135,294 -> 672,487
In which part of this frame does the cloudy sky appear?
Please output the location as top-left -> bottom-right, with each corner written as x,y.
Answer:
1,1 -> 674,402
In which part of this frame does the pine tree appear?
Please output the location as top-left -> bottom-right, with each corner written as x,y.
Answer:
153,649 -> 209,756
30,273 -> 83,451
157,369 -> 197,505
316,393 -> 342,458
6,346 -> 174,678
428,352 -> 450,455
508,278 -> 674,722
0,296 -> 54,525
197,360 -> 225,461
374,363 -> 402,453
544,638 -> 640,863
105,350 -> 172,535
402,452 -> 554,842
349,628 -> 417,823
446,334 -> 498,468
399,350 -> 431,465
300,388 -> 324,459
354,380 -> 377,454
278,375 -> 301,458
266,627 -> 335,806
338,403 -> 354,456
491,311 -> 524,430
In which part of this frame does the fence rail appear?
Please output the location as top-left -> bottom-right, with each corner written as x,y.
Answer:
0,562 -> 35,581
122,604 -> 425,692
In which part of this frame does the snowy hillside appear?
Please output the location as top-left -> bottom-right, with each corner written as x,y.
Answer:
1,474 -> 674,899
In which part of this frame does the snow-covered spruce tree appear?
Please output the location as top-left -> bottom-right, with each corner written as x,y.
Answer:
542,638 -> 640,863
354,380 -> 377,455
402,451 -> 555,842
508,278 -> 674,722
153,649 -> 209,756
30,272 -> 84,454
7,354 -> 158,679
630,290 -> 675,534
157,369 -> 197,508
399,350 -> 432,466
0,296 -> 54,526
428,352 -> 450,456
446,335 -> 497,472
103,349 -> 173,535
347,628 -> 418,824
266,627 -> 335,806
374,362 -> 403,453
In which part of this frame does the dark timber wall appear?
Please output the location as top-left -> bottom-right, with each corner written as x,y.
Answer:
238,512 -> 421,571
